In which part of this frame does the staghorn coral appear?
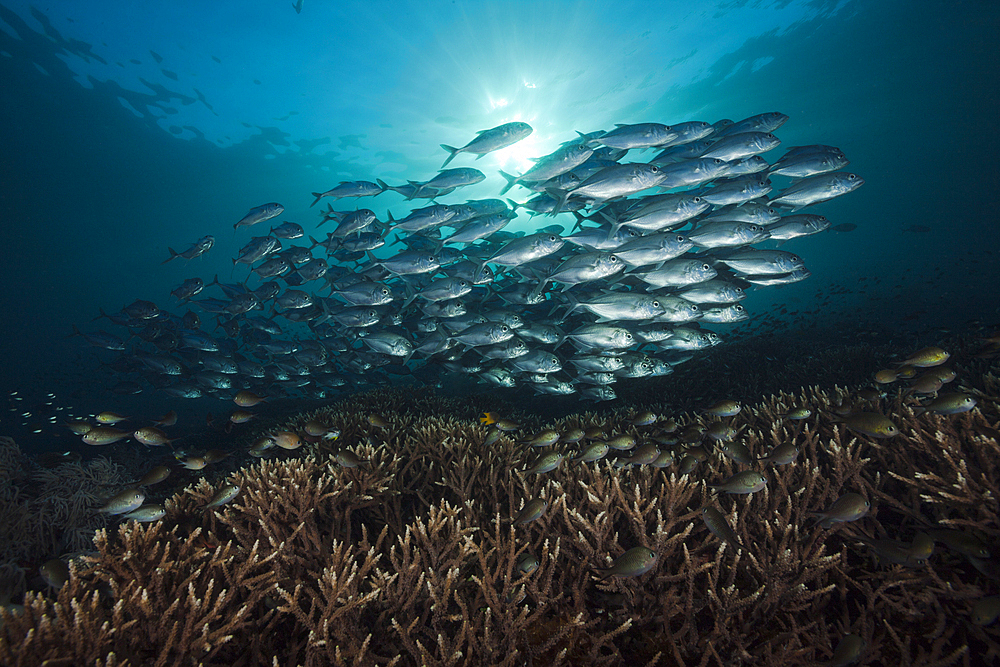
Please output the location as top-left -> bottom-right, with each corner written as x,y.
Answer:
0,377 -> 998,666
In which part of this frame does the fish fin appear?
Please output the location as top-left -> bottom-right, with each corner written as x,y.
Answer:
497,170 -> 518,196
440,145 -> 459,168
405,181 -> 423,201
310,192 -> 323,207
161,248 -> 178,264
606,220 -> 623,242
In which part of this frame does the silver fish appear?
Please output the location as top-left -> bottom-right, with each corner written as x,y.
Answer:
235,202 -> 284,229
440,122 -> 533,168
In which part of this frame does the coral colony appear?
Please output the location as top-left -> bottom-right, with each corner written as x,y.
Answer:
2,339 -> 1000,665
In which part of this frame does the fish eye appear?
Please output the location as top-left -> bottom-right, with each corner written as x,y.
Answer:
702,263 -> 711,270
610,255 -> 619,262
735,305 -> 744,312
848,174 -> 856,179
735,288 -> 744,294
676,235 -> 685,243
501,325 -> 509,332
693,197 -> 702,202
381,288 -> 390,295
650,165 -> 659,172
652,301 -> 659,307
549,235 -> 558,241
625,333 -> 633,340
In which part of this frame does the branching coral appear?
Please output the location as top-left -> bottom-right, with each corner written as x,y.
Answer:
1,376 -> 998,666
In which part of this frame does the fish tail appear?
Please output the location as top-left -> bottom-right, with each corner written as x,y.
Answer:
497,170 -> 518,196
161,248 -> 178,264
440,145 -> 459,169
480,412 -> 497,425
405,181 -> 423,201
310,192 -> 323,207
606,220 -> 623,242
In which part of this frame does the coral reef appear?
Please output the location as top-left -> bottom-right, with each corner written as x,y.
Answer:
0,436 -> 130,565
1,379 -> 999,665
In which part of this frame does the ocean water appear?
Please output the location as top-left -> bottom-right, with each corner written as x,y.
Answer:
0,0 -> 998,448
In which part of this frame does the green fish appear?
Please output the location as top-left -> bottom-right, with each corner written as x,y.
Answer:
706,422 -> 737,441
124,504 -> 167,522
678,454 -> 700,475
710,470 -> 766,495
39,559 -> 70,590
561,428 -> 586,443
717,440 -> 754,465
204,484 -> 240,510
98,488 -> 145,515
702,400 -> 741,417
136,465 -> 172,487
573,442 -> 610,463
811,493 -> 870,528
597,546 -> 657,579
913,392 -> 977,415
837,412 -> 899,438
483,426 -> 502,446
650,451 -> 675,468
702,507 -> 743,550
522,452 -> 563,475
630,411 -> 657,426
907,532 -> 935,565
513,499 -> 548,526
515,552 -> 539,575
82,426 -> 132,446
926,529 -> 991,560
758,442 -> 799,466
605,434 -> 637,450
856,536 -> 925,567
335,450 -> 369,468
524,429 -> 560,447
622,442 -> 660,466
899,346 -> 950,368
828,633 -> 865,666
971,596 -> 1000,626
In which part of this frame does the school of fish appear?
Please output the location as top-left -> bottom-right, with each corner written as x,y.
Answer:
75,113 -> 865,403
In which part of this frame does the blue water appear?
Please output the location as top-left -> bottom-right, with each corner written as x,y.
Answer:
1,0 -> 998,444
